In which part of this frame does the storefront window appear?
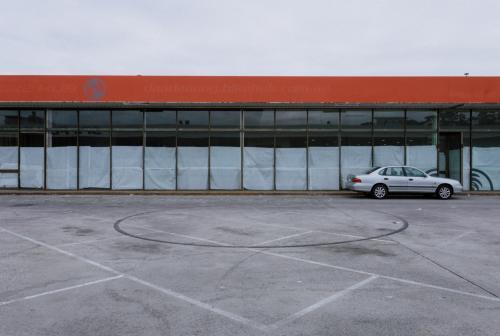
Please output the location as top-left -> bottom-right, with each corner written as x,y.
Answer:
47,110 -> 77,129
244,132 -> 274,190
471,110 -> 500,130
79,110 -> 110,129
340,132 -> 372,188
406,110 -> 437,130
341,110 -> 372,129
373,110 -> 404,129
112,110 -> 143,129
0,110 -> 18,129
275,132 -> 306,190
112,131 -> 143,189
373,132 -> 404,166
275,110 -> 306,129
210,132 -> 241,189
177,132 -> 208,189
20,133 -> 44,188
178,110 -> 208,128
308,132 -> 339,190
406,132 -> 437,175
308,110 -> 339,129
440,110 -> 470,130
244,110 -> 274,129
145,110 -> 176,129
210,111 -> 240,128
472,132 -> 500,190
0,133 -> 18,188
79,131 -> 110,189
46,131 -> 77,189
145,132 -> 176,190
20,110 -> 45,129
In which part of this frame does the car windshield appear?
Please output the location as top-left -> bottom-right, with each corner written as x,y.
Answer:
364,167 -> 380,174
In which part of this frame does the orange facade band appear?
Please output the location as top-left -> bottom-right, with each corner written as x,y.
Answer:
1,76 -> 500,103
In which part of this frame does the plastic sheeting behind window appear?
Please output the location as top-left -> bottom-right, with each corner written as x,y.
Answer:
243,147 -> 273,190
373,146 -> 404,167
79,147 -> 110,188
210,147 -> 241,190
20,147 -> 44,188
276,148 -> 306,190
406,146 -> 437,175
145,147 -> 176,190
472,147 -> 500,190
308,147 -> 339,190
112,146 -> 143,189
0,173 -> 17,188
177,147 -> 208,189
463,147 -> 470,191
47,146 -> 77,189
341,146 -> 371,188
0,147 -> 17,169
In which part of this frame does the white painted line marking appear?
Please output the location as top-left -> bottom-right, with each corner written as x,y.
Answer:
0,226 -> 266,332
253,231 -> 314,246
269,275 -> 379,329
136,225 -> 225,245
255,250 -> 500,303
245,219 -> 396,244
57,231 -> 152,247
124,275 -> 269,332
0,275 -> 123,307
1,227 -> 121,275
434,230 -> 475,248
114,226 -> 500,303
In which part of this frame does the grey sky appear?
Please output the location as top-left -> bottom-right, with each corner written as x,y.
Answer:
1,0 -> 499,75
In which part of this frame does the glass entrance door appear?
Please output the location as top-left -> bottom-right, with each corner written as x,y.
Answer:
438,132 -> 462,182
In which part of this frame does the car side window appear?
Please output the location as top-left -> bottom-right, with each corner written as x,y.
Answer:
404,167 -> 426,177
387,167 -> 405,176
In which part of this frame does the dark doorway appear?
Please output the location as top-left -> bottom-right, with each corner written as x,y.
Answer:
438,132 -> 462,182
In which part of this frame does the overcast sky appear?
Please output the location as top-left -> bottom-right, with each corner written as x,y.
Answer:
1,0 -> 500,76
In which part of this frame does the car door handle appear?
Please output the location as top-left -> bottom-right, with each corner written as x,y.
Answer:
384,178 -> 389,180
408,178 -> 414,181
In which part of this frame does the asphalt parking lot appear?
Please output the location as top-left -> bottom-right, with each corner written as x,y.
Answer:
1,194 -> 499,336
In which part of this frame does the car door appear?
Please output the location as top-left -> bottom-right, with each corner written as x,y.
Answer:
403,167 -> 435,193
381,167 -> 408,192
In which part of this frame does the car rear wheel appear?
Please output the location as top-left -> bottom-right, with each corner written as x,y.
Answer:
436,184 -> 453,200
372,184 -> 388,199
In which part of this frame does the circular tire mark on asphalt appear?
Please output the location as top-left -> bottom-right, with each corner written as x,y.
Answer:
113,210 -> 409,249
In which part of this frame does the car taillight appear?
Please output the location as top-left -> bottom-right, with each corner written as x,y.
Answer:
351,177 -> 362,183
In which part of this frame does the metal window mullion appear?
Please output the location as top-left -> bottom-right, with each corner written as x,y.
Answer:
208,111 -> 211,191
109,110 -> 113,190
273,109 -> 276,191
17,110 -> 20,189
76,110 -> 80,190
142,110 -> 145,190
43,109 -> 47,190
175,110 -> 178,191
469,109 -> 473,190
240,109 -> 243,190
306,109 -> 309,191
339,110 -> 342,190
404,109 -> 407,165
371,109 -> 374,168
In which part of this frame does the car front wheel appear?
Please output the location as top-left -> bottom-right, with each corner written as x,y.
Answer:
372,184 -> 388,199
436,184 -> 453,200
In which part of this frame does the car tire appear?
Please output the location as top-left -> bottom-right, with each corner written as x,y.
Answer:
371,184 -> 388,199
436,184 -> 453,200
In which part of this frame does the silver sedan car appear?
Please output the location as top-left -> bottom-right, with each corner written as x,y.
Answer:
346,166 -> 463,199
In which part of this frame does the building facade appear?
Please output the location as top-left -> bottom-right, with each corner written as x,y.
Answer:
0,76 -> 499,191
